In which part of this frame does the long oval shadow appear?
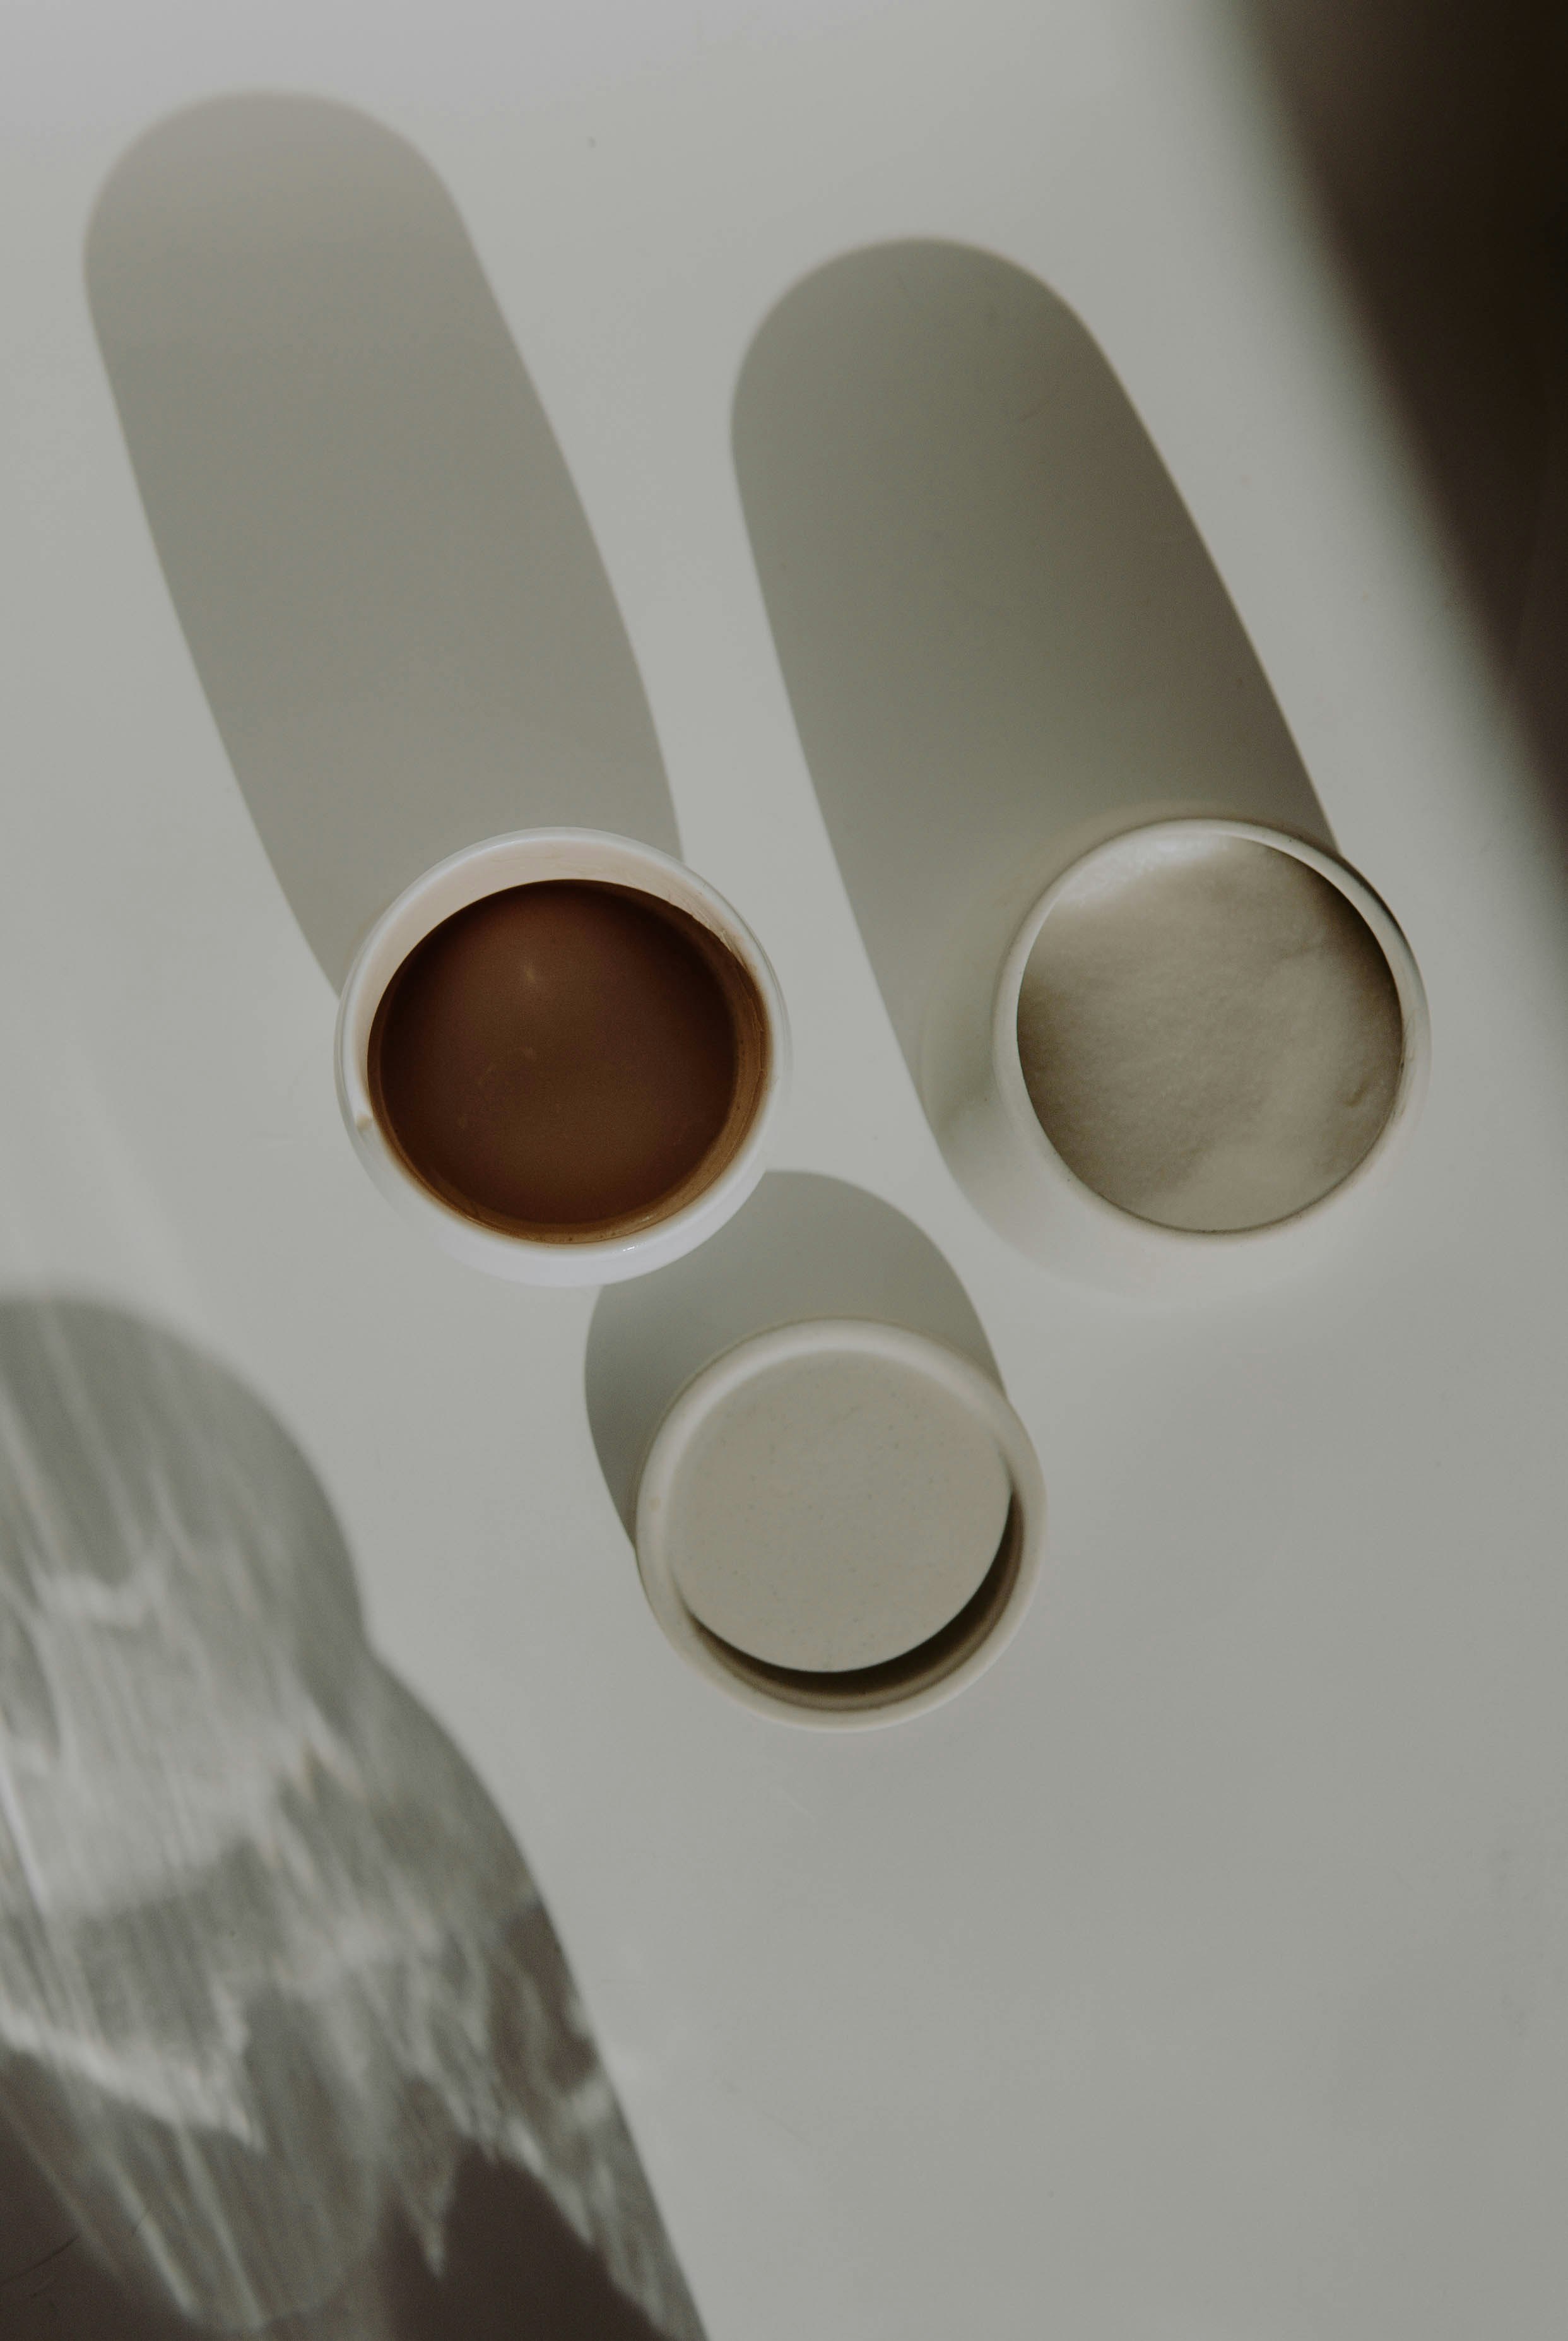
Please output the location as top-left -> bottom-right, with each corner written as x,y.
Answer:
86,96 -> 679,988
0,1298 -> 704,2340
733,239 -> 1333,1090
586,1169 -> 1002,1537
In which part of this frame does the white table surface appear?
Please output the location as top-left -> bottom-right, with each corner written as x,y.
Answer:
5,4 -> 1568,2333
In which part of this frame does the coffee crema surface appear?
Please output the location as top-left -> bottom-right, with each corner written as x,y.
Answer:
369,881 -> 769,1240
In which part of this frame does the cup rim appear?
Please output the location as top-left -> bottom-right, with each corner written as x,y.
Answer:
334,829 -> 791,1287
990,817 -> 1432,1248
633,1317 -> 1045,1728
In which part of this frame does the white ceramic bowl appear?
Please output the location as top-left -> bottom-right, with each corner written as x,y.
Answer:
335,829 -> 790,1287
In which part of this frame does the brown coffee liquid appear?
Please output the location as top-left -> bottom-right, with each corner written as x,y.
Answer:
368,882 -> 769,1242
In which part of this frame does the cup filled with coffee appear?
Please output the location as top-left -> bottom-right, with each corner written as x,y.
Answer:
335,831 -> 788,1284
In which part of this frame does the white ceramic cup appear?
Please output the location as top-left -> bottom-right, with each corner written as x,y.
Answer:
335,829 -> 790,1287
634,1319 -> 1044,1728
938,819 -> 1430,1296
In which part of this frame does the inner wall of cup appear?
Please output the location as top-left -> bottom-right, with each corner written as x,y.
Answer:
368,879 -> 770,1243
1014,834 -> 1407,1234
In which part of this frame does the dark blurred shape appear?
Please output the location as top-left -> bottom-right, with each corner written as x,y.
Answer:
382,2146 -> 672,2341
0,1299 -> 705,2341
1,2122 -> 192,2338
1,2126 -> 673,2340
1243,2 -> 1568,799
